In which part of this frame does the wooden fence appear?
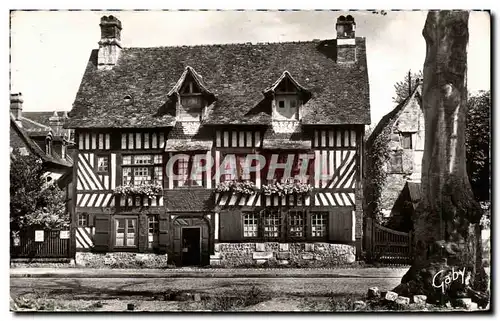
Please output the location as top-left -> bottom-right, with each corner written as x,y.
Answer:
365,217 -> 414,264
10,229 -> 73,259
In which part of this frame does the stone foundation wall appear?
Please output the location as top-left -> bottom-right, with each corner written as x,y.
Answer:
210,242 -> 356,267
76,252 -> 169,268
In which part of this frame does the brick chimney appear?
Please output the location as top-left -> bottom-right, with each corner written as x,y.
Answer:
336,15 -> 356,63
98,15 -> 122,70
10,93 -> 23,124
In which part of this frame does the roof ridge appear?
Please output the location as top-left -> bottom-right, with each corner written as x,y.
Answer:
122,39 -> 326,50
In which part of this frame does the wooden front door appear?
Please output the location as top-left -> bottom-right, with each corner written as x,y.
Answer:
172,216 -> 210,266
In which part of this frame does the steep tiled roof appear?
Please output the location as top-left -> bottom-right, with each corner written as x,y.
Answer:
68,38 -> 370,128
164,122 -> 213,151
19,116 -> 51,134
262,126 -> 312,150
10,115 -> 72,168
366,84 -> 422,149
164,189 -> 214,212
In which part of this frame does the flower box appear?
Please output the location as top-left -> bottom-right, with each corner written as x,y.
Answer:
261,180 -> 313,196
215,180 -> 258,195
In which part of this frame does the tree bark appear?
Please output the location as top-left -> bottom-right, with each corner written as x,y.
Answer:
394,11 -> 488,306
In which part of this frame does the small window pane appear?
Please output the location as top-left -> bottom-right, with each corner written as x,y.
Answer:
311,213 -> 327,238
154,154 -> 162,164
134,155 -> 153,165
133,167 -> 152,185
278,100 -> 285,108
97,156 -> 109,172
264,210 -> 281,238
243,213 -> 258,238
78,214 -> 88,227
122,156 -> 132,165
122,167 -> 132,185
289,211 -> 304,237
148,215 -> 159,248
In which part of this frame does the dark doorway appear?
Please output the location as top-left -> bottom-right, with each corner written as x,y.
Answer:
181,227 -> 201,266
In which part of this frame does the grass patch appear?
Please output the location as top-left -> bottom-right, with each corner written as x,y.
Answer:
11,293 -> 102,312
201,286 -> 268,311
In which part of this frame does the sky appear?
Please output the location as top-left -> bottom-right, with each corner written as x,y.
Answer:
10,10 -> 491,126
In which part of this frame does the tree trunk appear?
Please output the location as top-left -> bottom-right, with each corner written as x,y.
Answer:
394,11 -> 488,307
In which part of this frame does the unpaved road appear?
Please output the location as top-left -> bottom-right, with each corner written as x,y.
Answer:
11,276 -> 403,301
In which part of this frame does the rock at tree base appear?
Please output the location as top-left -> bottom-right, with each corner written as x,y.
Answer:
413,295 -> 427,304
353,301 -> 367,310
367,287 -> 381,299
395,296 -> 410,305
453,298 -> 472,309
384,291 -> 398,301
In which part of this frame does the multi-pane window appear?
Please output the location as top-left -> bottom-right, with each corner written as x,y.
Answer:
121,154 -> 162,186
78,213 -> 88,227
97,156 -> 109,173
263,210 -> 281,238
243,213 -> 259,238
220,154 -> 256,183
115,217 -> 137,247
148,215 -> 159,249
311,212 -> 327,238
176,156 -> 190,187
289,211 -> 305,237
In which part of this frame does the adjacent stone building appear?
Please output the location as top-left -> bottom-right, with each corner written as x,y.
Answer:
364,83 -> 423,225
66,14 -> 371,267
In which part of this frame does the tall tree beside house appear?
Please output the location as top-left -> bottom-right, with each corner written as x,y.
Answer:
395,11 -> 488,306
465,90 -> 490,203
10,151 -> 68,230
392,70 -> 423,104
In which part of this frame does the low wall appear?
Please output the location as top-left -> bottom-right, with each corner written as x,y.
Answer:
210,242 -> 356,267
76,252 -> 169,268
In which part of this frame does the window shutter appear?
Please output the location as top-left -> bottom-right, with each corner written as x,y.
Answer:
93,214 -> 110,252
158,213 -> 169,253
219,210 -> 242,241
329,208 -> 354,242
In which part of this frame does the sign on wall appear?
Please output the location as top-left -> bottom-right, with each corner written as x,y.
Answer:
60,231 -> 70,239
35,230 -> 44,242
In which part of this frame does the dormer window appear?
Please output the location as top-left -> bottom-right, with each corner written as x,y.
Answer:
168,67 -> 216,122
45,136 -> 52,155
264,71 -> 311,122
179,79 -> 203,121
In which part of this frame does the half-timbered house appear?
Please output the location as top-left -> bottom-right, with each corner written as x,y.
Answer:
66,14 -> 370,266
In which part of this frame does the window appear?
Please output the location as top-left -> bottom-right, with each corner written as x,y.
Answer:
263,210 -> 281,238
400,133 -> 413,149
243,213 -> 259,238
97,156 -> 109,173
45,138 -> 52,155
289,211 -> 305,237
179,79 -> 203,121
115,217 -> 137,247
389,150 -> 403,173
78,213 -> 88,227
121,154 -> 162,186
311,212 -> 327,238
221,154 -> 256,183
176,156 -> 190,187
274,95 -> 300,120
148,215 -> 159,249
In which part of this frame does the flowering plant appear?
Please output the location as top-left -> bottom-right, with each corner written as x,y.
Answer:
113,183 -> 163,198
215,180 -> 258,195
262,179 -> 313,196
